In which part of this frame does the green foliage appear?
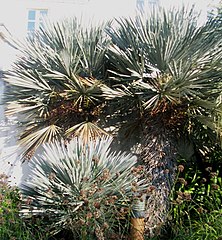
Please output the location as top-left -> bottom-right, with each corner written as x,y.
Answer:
171,210 -> 222,240
105,7 -> 222,236
20,137 -> 147,239
6,9 -> 222,161
3,6 -> 222,239
187,211 -> 222,240
168,161 -> 222,240
0,173 -> 49,240
146,157 -> 222,240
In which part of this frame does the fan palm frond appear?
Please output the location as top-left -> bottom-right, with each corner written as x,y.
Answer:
65,121 -> 109,143
4,19 -> 110,159
19,125 -> 61,160
106,7 -> 222,123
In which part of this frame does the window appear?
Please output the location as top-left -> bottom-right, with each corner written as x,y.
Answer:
27,9 -> 48,35
136,0 -> 158,12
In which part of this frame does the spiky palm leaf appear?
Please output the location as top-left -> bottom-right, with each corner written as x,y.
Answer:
106,8 -> 222,116
20,137 -> 147,238
106,7 -> 222,236
4,18 -> 110,159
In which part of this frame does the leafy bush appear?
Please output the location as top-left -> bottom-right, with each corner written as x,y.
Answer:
0,173 -> 48,240
20,137 -> 147,239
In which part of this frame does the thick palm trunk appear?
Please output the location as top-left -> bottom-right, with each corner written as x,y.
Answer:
140,127 -> 177,237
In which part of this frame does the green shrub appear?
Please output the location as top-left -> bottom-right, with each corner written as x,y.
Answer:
168,162 -> 222,240
0,173 -> 48,240
20,137 -> 147,239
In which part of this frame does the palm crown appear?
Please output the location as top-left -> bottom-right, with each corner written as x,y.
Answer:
5,19 -> 110,159
20,137 -> 147,237
105,8 -> 222,136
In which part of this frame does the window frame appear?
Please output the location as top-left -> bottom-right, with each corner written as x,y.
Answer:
27,9 -> 48,35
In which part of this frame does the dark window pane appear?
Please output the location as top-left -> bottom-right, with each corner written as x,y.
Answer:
28,10 -> 36,20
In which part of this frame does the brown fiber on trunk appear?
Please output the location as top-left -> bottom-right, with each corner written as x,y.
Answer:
140,127 -> 177,237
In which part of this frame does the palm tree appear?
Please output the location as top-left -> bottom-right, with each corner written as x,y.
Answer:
4,8 -> 222,238
105,7 -> 222,236
4,19 -> 110,160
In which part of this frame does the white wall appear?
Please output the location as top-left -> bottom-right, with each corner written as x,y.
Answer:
1,0 -> 220,43
160,0 -> 221,23
0,0 -> 86,40
0,71 -> 20,185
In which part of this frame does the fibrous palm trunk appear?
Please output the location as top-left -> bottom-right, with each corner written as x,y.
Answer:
140,126 -> 177,237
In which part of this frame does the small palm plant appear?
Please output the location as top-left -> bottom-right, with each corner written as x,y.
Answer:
4,18 -> 110,160
20,137 -> 147,239
105,7 -> 222,236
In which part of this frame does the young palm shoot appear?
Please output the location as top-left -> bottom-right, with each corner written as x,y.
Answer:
20,137 -> 148,239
